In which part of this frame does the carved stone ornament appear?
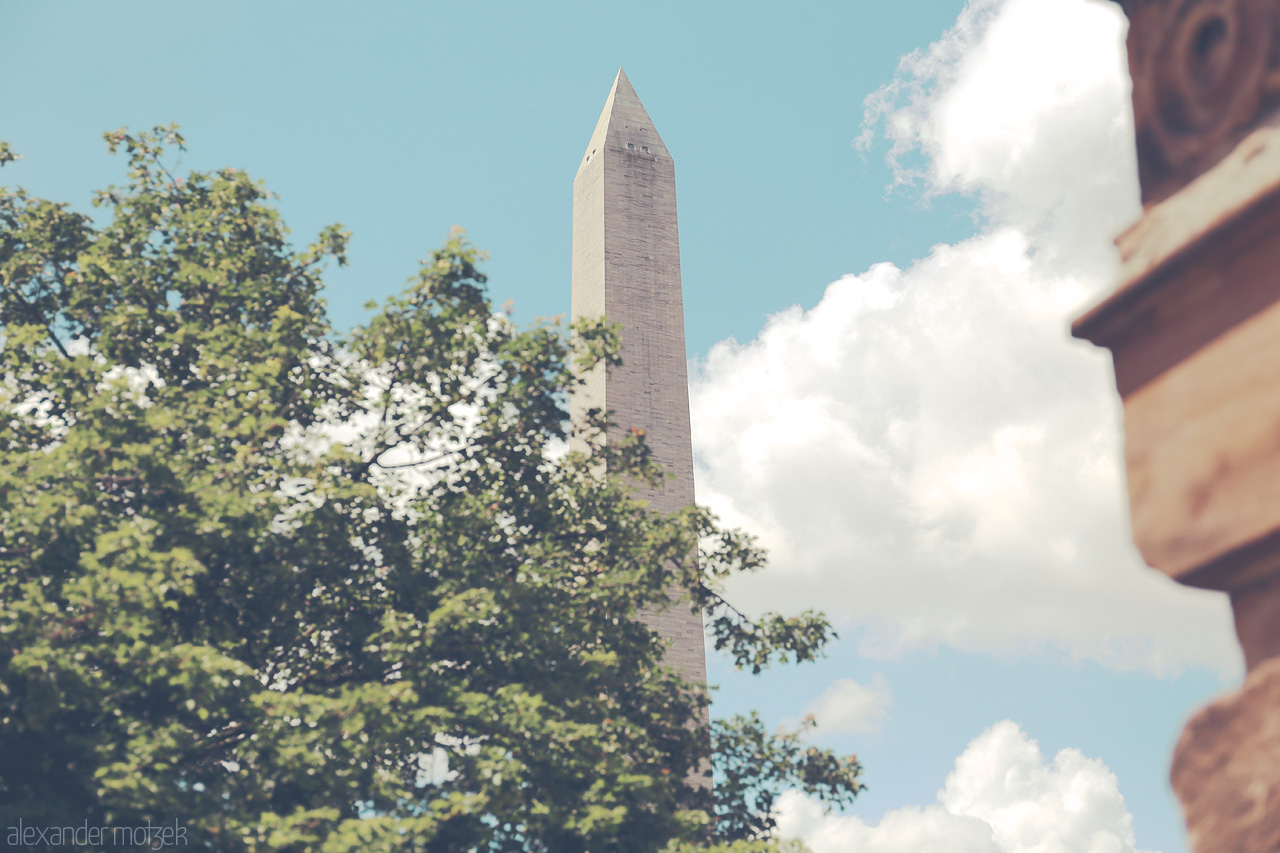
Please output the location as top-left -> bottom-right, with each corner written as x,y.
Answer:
1170,654 -> 1280,851
1122,0 -> 1280,204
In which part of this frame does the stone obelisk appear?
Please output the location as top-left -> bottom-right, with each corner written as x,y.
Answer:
571,69 -> 708,709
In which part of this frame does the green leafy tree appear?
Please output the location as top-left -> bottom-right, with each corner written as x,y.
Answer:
710,714 -> 863,842
0,126 -> 862,852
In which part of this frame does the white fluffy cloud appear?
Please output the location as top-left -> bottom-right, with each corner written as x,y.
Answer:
793,675 -> 892,736
775,720 -> 1156,853
860,0 -> 1139,277
689,0 -> 1237,673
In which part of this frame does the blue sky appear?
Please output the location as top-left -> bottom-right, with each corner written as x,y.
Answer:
1,2 -> 1240,851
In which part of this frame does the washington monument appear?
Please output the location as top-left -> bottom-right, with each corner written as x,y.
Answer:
571,69 -> 709,706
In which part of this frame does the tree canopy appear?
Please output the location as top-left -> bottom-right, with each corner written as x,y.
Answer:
0,126 -> 862,852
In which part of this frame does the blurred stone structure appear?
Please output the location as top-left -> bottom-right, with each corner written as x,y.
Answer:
570,70 -> 710,729
1073,2 -> 1280,848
